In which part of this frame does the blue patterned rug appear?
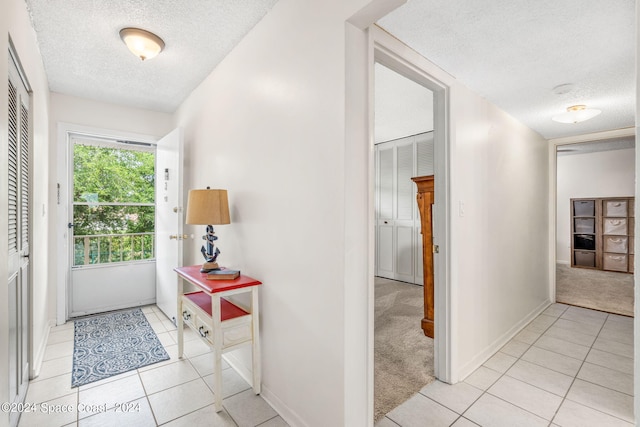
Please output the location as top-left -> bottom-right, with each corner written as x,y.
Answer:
72,308 -> 170,387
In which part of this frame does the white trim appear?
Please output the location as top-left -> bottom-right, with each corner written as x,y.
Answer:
31,320 -> 54,378
547,126 -> 636,306
259,382 -> 308,427
371,25 -> 453,383
457,299 -> 550,381
55,122 -> 159,325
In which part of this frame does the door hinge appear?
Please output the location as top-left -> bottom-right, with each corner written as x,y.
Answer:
433,244 -> 439,254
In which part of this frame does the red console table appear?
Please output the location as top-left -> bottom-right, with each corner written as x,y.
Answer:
174,265 -> 262,412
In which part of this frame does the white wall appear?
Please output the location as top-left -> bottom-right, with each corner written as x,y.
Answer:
0,0 -> 52,425
49,93 -> 174,137
373,26 -> 550,384
48,93 -> 173,328
450,82 -> 550,379
174,3 -> 550,423
173,1 -> 374,425
374,62 -> 434,143
375,28 -> 550,383
556,149 -> 635,264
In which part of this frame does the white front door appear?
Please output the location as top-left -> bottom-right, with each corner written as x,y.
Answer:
155,128 -> 184,323
68,135 -> 157,316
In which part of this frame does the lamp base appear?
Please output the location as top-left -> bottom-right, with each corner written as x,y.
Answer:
200,261 -> 220,273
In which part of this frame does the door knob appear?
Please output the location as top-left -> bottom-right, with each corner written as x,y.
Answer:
169,234 -> 189,240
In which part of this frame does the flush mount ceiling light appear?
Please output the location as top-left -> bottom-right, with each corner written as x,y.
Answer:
552,105 -> 601,124
119,27 -> 165,61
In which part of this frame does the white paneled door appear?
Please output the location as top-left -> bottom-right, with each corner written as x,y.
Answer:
375,132 -> 433,285
155,128 -> 184,323
8,51 -> 30,427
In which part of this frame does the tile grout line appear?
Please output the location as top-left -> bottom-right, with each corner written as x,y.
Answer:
135,368 -> 161,427
384,304 -> 632,427
457,305 -> 569,425
375,306 -> 554,426
546,309 -> 604,424
547,311 -> 635,426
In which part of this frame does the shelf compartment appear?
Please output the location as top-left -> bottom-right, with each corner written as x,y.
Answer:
573,200 -> 595,216
604,200 -> 628,217
574,251 -> 596,267
574,218 -> 595,234
603,254 -> 628,272
574,234 -> 596,251
603,218 -> 627,235
603,236 -> 628,254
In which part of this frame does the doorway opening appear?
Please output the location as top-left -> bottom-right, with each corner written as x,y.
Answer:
554,135 -> 635,317
67,134 -> 156,317
373,62 -> 435,420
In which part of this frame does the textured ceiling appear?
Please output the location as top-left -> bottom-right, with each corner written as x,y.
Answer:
24,0 -> 635,140
378,0 -> 635,140
25,0 -> 278,112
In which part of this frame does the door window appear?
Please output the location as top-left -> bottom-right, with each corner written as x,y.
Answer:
72,138 -> 155,266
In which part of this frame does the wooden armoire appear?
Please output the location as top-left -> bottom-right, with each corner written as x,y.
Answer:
412,175 -> 435,338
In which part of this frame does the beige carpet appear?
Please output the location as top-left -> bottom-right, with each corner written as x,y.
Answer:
374,277 -> 434,422
556,264 -> 634,317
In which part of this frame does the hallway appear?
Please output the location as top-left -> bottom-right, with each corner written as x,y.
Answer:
377,303 -> 634,426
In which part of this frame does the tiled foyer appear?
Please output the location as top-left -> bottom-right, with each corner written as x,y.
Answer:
377,303 -> 634,427
18,305 -> 287,427
17,302 -> 634,426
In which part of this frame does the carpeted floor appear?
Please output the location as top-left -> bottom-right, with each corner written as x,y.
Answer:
556,264 -> 634,317
374,277 -> 434,422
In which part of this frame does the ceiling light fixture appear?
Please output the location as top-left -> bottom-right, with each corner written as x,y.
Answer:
552,105 -> 601,124
119,27 -> 165,61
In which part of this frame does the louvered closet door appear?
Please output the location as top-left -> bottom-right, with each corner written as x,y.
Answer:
394,141 -> 416,283
376,143 -> 394,279
8,54 -> 30,427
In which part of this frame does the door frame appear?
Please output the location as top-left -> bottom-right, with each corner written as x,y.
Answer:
547,127 -> 636,303
55,123 -> 159,325
371,26 -> 452,382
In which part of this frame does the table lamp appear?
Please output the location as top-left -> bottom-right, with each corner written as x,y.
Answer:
186,188 -> 230,272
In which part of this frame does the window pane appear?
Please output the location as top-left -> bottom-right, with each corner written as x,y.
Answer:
73,144 -> 155,204
73,205 -> 155,236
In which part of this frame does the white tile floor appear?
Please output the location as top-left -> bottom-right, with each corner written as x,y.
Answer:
18,305 -> 288,427
377,303 -> 635,427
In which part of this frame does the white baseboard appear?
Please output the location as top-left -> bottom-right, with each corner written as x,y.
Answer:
556,260 -> 570,265
223,352 -> 305,426
31,320 -> 55,379
260,384 -> 307,427
457,299 -> 551,381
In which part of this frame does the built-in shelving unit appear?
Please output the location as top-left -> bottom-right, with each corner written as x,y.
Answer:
571,197 -> 634,273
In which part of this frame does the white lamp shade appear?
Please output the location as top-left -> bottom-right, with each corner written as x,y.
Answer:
119,28 -> 165,61
185,189 -> 230,225
552,105 -> 601,124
